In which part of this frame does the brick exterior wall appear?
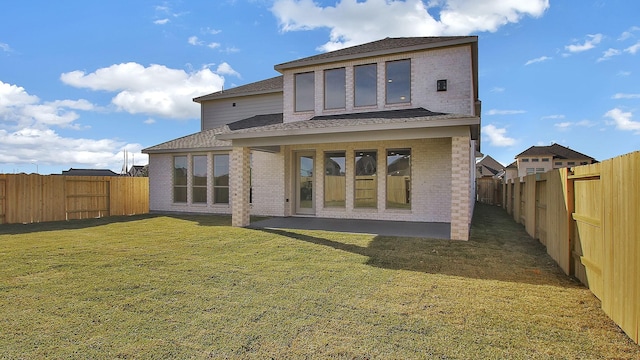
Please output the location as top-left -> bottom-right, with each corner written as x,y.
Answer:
230,147 -> 250,227
450,136 -> 471,240
282,45 -> 474,123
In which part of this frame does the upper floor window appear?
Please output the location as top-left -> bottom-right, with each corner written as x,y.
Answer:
386,59 -> 410,104
324,68 -> 346,109
532,158 -> 539,162
354,64 -> 377,107
521,158 -> 529,163
542,158 -> 550,162
295,72 -> 314,112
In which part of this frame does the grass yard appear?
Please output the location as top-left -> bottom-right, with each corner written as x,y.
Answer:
1,203 -> 638,359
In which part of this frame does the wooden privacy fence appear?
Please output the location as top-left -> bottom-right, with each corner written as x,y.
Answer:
502,151 -> 639,345
476,177 -> 502,205
0,174 -> 149,224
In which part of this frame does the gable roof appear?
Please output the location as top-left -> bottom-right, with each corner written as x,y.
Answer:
142,127 -> 231,154
516,143 -> 596,161
193,75 -> 283,103
275,36 -> 478,71
476,155 -> 504,177
142,114 -> 285,154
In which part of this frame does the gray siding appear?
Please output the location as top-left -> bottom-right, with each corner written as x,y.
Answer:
201,92 -> 283,130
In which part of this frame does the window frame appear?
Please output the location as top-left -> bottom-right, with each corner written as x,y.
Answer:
324,151 -> 346,208
294,71 -> 315,112
354,63 -> 377,107
386,149 -> 411,209
354,150 -> 377,208
173,155 -> 188,203
324,67 -> 346,110
213,153 -> 230,204
191,154 -> 208,204
385,59 -> 411,104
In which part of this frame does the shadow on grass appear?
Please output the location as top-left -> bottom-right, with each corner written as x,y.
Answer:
258,203 -> 580,287
0,214 -> 162,235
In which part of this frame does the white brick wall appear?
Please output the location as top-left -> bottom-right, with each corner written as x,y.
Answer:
282,45 -> 474,123
250,151 -> 285,216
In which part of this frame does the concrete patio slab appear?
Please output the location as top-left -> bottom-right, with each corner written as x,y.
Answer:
248,217 -> 451,239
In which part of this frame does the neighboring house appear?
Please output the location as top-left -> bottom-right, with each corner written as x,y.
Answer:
504,161 -> 518,183
61,168 -> 120,176
126,165 -> 147,177
512,143 -> 597,179
476,155 -> 504,179
143,36 -> 481,240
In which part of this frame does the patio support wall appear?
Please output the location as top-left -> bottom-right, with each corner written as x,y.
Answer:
230,146 -> 251,227
450,136 -> 471,240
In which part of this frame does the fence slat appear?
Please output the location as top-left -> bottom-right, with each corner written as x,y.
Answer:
0,174 -> 148,224
502,151 -> 639,344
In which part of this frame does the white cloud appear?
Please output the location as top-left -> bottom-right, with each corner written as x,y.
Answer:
482,124 -> 516,147
208,42 -> 221,49
487,109 -> 526,115
618,26 -> 640,41
0,81 -> 147,170
216,62 -> 240,78
617,70 -> 631,76
564,34 -> 603,53
60,62 -> 225,119
154,18 -> 170,25
271,0 -> 549,51
143,118 -> 156,124
188,36 -> 203,46
541,114 -> 565,120
0,81 -> 94,128
624,41 -> 640,54
612,93 -> 640,99
604,108 -> 640,133
204,27 -> 222,35
0,42 -> 12,53
525,55 -> 551,66
490,87 -> 505,93
554,119 -> 596,130
597,48 -> 621,62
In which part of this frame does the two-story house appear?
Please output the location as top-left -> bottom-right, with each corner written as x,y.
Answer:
143,36 -> 481,240
503,143 -> 597,182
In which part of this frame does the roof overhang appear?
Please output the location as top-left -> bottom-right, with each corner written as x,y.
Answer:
217,116 -> 480,148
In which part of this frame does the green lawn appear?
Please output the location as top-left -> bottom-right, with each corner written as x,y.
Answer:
1,204 -> 638,359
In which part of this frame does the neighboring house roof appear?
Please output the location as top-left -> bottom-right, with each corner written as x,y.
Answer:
142,127 -> 231,154
193,75 -> 283,102
476,155 -> 504,178
61,168 -> 120,176
515,143 -> 596,162
506,161 -> 517,169
275,36 -> 477,71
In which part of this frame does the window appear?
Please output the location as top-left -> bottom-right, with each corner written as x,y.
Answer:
295,72 -> 314,112
192,155 -> 208,204
324,152 -> 346,207
324,68 -> 345,109
355,151 -> 377,208
521,158 -> 529,162
387,149 -> 411,209
542,158 -> 550,162
526,168 -> 535,175
386,59 -> 410,104
567,162 -> 576,166
555,161 -> 563,166
532,158 -> 539,162
354,64 -> 377,107
213,154 -> 230,204
173,156 -> 187,203
536,168 -> 545,173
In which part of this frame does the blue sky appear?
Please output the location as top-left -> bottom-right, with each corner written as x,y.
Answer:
1,0 -> 639,174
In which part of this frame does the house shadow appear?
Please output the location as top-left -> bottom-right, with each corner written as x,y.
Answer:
0,214 -> 161,235
255,204 -> 581,288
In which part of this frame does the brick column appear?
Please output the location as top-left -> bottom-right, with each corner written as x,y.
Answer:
231,146 -> 250,227
450,136 -> 471,240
